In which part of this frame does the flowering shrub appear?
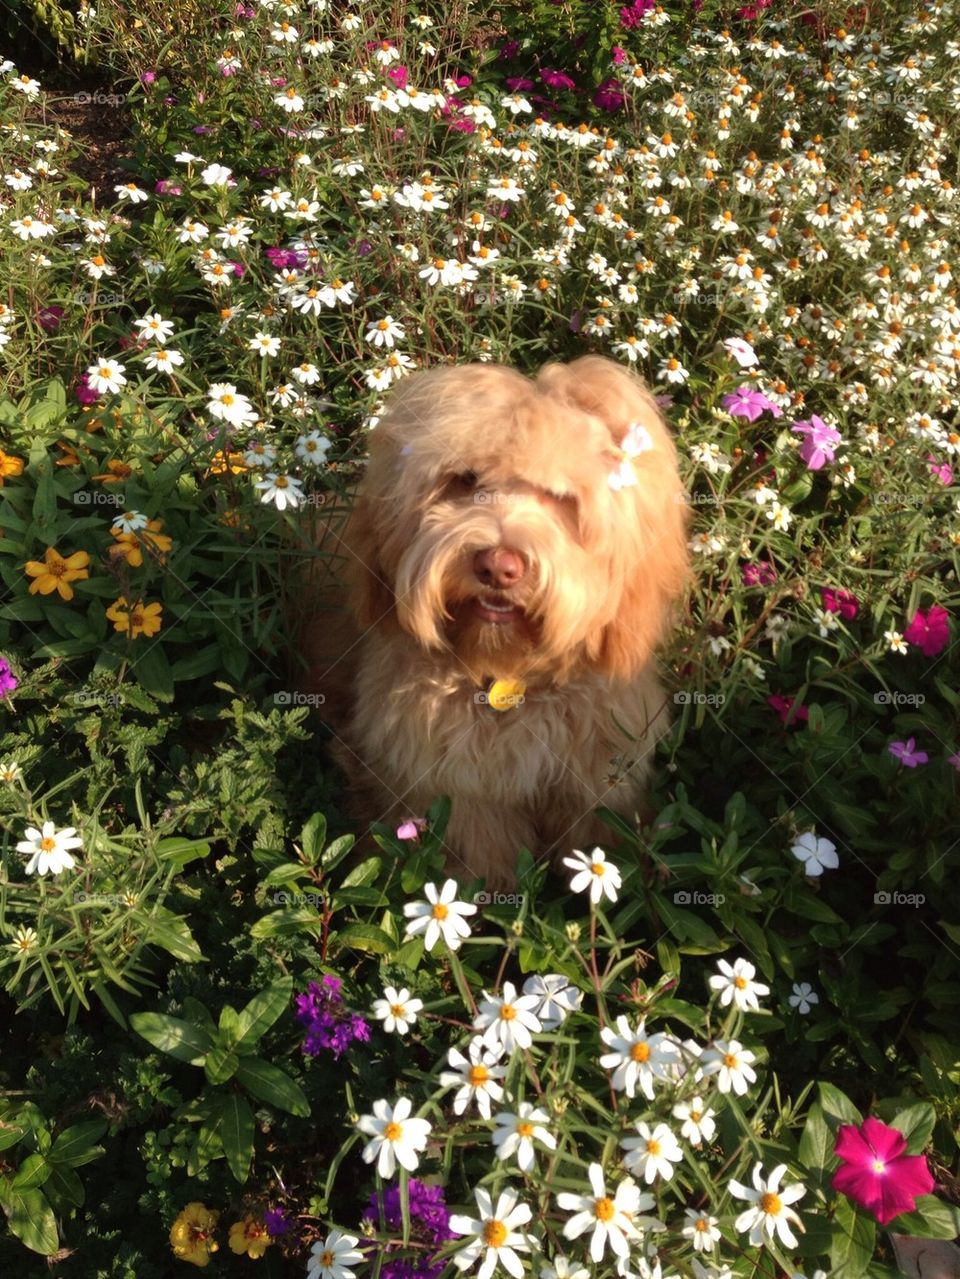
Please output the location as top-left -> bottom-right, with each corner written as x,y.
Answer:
1,0 -> 960,1270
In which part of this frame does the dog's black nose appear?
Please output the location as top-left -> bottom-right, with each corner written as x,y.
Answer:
473,547 -> 526,588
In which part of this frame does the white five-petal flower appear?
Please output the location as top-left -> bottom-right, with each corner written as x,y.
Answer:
403,879 -> 477,952
356,1097 -> 431,1179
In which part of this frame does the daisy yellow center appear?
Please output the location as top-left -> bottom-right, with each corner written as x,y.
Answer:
734,975 -> 748,989
318,1251 -> 335,1267
431,902 -> 449,920
222,393 -> 235,406
276,477 -> 289,489
483,1220 -> 508,1247
630,1042 -> 650,1062
40,836 -> 57,850
759,1192 -> 782,1215
594,1197 -> 615,1222
591,861 -> 606,876
695,1217 -> 709,1231
16,937 -> 32,951
469,1065 -> 489,1085
690,1110 -> 702,1122
499,1003 -> 517,1021
517,1121 -> 535,1137
646,1138 -> 661,1155
433,258 -> 446,269
384,1121 -> 403,1141
377,320 -> 390,330
723,1052 -> 738,1067
99,365 -> 112,377
390,1003 -> 406,1016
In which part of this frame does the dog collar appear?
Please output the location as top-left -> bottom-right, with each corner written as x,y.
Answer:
482,678 -> 527,711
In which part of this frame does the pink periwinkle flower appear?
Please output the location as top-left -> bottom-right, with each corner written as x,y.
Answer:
541,68 -> 576,91
792,415 -> 843,470
387,65 -> 408,90
903,605 -> 949,657
927,455 -> 953,485
822,588 -> 859,620
768,694 -> 809,727
396,818 -> 427,841
593,79 -> 625,112
743,560 -> 777,587
722,386 -> 782,422
889,738 -> 928,768
832,1117 -> 934,1225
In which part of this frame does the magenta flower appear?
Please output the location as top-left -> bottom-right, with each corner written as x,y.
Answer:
822,588 -> 859,620
742,560 -> 777,587
0,658 -> 17,695
948,752 -> 960,770
612,45 -> 627,64
397,818 -> 427,841
37,305 -> 64,332
140,70 -> 157,85
903,605 -> 949,657
541,68 -> 576,91
387,65 -> 409,90
505,76 -> 535,91
74,374 -> 99,406
927,454 -> 953,485
722,386 -> 783,422
889,738 -> 928,768
768,694 -> 808,727
832,1116 -> 935,1225
792,415 -> 843,470
593,79 -> 625,112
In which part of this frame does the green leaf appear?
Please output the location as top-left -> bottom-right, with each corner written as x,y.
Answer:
235,1057 -> 309,1117
891,1103 -> 936,1155
156,837 -> 212,869
341,857 -> 383,888
204,1044 -> 239,1085
798,1102 -> 834,1179
300,812 -> 327,866
321,833 -> 355,871
170,645 -> 222,682
131,643 -> 174,700
130,1012 -> 213,1065
218,1093 -> 255,1184
42,1163 -> 85,1211
333,922 -> 396,956
234,977 -> 293,1051
262,863 -> 309,887
889,1196 -> 960,1239
0,1123 -> 25,1152
0,1182 -> 59,1255
144,912 -> 204,963
818,1082 -> 862,1124
249,906 -> 323,940
829,1197 -> 875,1279
11,1154 -> 50,1190
49,1120 -> 106,1168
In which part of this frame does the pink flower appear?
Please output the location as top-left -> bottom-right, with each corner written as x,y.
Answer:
792,415 -> 843,470
723,337 -> 758,368
903,605 -> 949,657
722,386 -> 782,422
541,68 -> 576,91
768,694 -> 808,727
822,588 -> 858,620
612,45 -> 627,64
948,752 -> 960,770
742,560 -> 777,586
387,65 -> 408,90
832,1116 -> 935,1225
396,818 -> 426,841
889,738 -> 928,768
927,454 -> 953,485
593,78 -> 625,112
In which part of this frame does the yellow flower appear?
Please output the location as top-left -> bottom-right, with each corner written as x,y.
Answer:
487,678 -> 527,712
228,1217 -> 272,1259
108,519 -> 173,567
24,547 -> 91,601
0,449 -> 24,485
92,459 -> 134,484
169,1202 -> 220,1268
55,442 -> 82,468
105,596 -> 163,638
207,449 -> 248,476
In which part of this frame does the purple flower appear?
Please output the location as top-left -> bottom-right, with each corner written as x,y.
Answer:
948,752 -> 960,771
927,454 -> 953,485
722,386 -> 783,422
388,65 -> 409,90
499,40 -> 520,59
792,415 -> 843,470
742,560 -> 777,587
140,70 -> 157,85
903,605 -> 949,657
505,76 -> 535,91
0,658 -> 18,695
541,68 -> 576,91
593,78 -> 625,112
889,738 -> 928,768
295,977 -> 370,1059
37,305 -> 64,332
75,374 -> 99,406
612,45 -> 627,64
822,588 -> 859,620
367,1180 -> 454,1244
264,1208 -> 294,1238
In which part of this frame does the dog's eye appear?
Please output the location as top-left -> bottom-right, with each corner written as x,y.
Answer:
456,470 -> 479,489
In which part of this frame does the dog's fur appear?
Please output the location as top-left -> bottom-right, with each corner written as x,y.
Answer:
295,356 -> 689,888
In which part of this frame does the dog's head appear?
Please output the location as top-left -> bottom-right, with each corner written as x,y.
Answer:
348,355 -> 689,682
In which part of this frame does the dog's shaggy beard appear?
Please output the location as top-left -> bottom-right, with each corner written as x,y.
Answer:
393,500 -> 603,681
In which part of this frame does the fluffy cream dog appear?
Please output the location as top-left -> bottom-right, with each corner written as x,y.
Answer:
300,355 -> 688,888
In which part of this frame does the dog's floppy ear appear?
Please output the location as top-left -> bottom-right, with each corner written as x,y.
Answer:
344,493 -> 396,628
539,355 -> 690,681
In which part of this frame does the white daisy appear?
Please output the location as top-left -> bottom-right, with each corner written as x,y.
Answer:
708,957 -> 770,1012
371,986 -> 424,1035
557,1163 -> 659,1262
255,473 -> 304,511
450,1186 -> 532,1279
403,880 -> 477,952
492,1102 -> 556,1172
562,847 -> 622,904
439,1038 -> 506,1118
599,1016 -> 679,1099
700,1039 -> 757,1095
307,1230 -> 364,1279
728,1162 -> 805,1249
681,1208 -> 722,1252
620,1121 -> 684,1183
473,981 -> 542,1054
672,1096 -> 716,1146
357,1097 -> 431,1179
16,820 -> 83,876
85,358 -> 127,395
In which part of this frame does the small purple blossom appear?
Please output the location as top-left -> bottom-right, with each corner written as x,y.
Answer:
792,415 -> 843,470
75,374 -> 99,406
264,1208 -> 294,1238
295,976 -> 370,1058
0,658 -> 18,695
397,818 -> 426,840
742,560 -> 777,586
541,68 -> 576,91
37,305 -> 64,332
140,70 -> 157,85
593,78 -> 625,112
948,752 -> 960,771
505,76 -> 535,91
889,738 -> 928,768
722,386 -> 783,422
367,1180 -> 454,1244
